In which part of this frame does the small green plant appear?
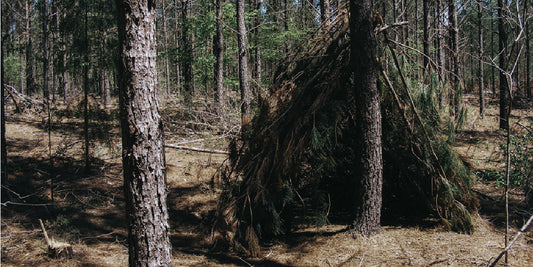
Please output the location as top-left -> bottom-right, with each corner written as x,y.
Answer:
45,214 -> 81,241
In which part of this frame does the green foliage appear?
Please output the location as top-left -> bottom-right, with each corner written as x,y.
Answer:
44,214 -> 81,241
3,55 -> 22,86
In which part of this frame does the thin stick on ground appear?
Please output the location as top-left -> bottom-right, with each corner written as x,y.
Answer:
488,214 -> 533,267
165,144 -> 229,155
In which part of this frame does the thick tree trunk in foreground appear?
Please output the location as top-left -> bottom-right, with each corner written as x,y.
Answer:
349,0 -> 383,236
116,0 -> 172,265
237,0 -> 251,126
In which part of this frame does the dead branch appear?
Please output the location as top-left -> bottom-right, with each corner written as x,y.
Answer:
376,21 -> 409,33
487,214 -> 533,267
165,144 -> 229,155
39,219 -> 73,258
3,84 -> 42,111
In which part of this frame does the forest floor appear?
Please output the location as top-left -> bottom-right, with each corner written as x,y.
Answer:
1,93 -> 532,266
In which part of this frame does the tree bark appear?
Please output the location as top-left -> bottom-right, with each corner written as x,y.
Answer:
237,0 -> 251,126
448,0 -> 461,118
181,0 -> 194,103
526,0 -> 531,99
214,0 -> 224,116
42,0 -> 50,107
320,0 -> 330,24
83,1 -> 90,174
437,0 -> 446,87
350,0 -> 383,236
478,0 -> 485,118
253,0 -> 262,98
423,0 -> 430,72
116,0 -> 173,265
491,3 -> 496,96
1,1 -> 8,201
497,0 -> 509,130
173,0 -> 181,91
25,0 -> 36,96
162,0 -> 171,96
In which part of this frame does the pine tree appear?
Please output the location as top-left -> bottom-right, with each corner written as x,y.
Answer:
116,0 -> 173,265
350,0 -> 383,236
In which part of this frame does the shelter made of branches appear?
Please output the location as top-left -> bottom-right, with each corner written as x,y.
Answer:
214,9 -> 477,256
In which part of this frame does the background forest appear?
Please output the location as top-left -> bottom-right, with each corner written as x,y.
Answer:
1,0 -> 532,266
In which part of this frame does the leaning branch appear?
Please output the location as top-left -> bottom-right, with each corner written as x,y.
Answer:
165,144 -> 229,155
488,214 -> 533,267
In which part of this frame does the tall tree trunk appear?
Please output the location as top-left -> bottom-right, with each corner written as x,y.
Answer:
116,0 -> 173,265
173,0 -> 181,92
283,0 -> 289,54
83,1 -> 90,174
491,4 -> 496,96
42,0 -> 49,106
448,0 -> 461,118
497,0 -> 509,130
478,0 -> 485,118
350,0 -> 383,236
526,0 -> 531,99
1,1 -> 8,201
61,42 -> 69,104
102,70 -> 110,108
25,0 -> 36,96
214,0 -> 224,116
162,0 -> 171,96
320,0 -> 330,24
181,0 -> 194,103
437,0 -> 446,84
422,0 -> 430,72
252,0 -> 262,98
237,0 -> 251,126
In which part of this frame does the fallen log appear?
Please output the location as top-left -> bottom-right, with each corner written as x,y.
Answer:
165,144 -> 229,155
3,84 -> 43,111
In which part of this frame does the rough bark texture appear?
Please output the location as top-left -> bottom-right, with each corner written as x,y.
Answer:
497,0 -> 509,130
214,0 -> 224,116
237,0 -> 250,126
116,0 -> 173,266
350,0 -> 383,236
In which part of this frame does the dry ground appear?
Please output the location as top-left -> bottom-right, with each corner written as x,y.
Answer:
1,94 -> 532,266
